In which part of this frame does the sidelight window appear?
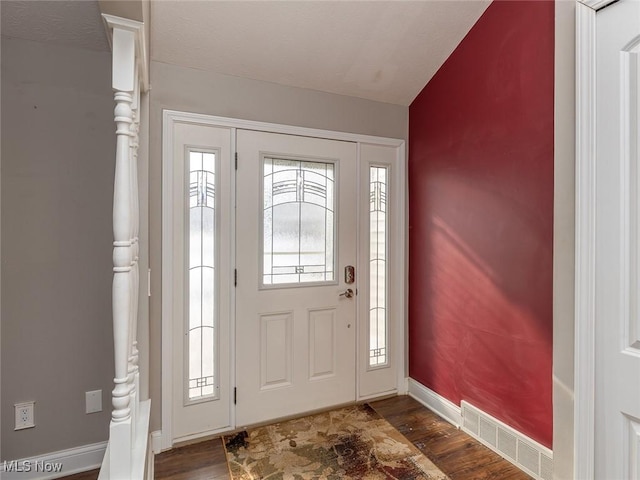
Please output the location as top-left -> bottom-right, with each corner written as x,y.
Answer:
369,166 -> 388,367
187,150 -> 217,400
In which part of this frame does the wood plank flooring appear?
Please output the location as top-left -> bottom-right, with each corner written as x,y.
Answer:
55,470 -> 100,480
154,395 -> 531,480
371,396 -> 531,480
59,395 -> 532,480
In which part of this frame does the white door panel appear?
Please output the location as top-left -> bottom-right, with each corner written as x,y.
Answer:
595,1 -> 640,477
235,130 -> 358,426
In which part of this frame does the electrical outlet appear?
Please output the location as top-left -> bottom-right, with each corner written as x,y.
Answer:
14,401 -> 35,430
85,390 -> 102,414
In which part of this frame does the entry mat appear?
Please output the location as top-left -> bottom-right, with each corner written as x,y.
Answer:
223,403 -> 450,479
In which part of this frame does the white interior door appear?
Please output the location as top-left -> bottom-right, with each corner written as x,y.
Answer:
168,123 -> 233,442
595,1 -> 640,477
235,130 -> 358,426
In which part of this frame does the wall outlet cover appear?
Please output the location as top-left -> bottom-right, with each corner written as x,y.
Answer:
85,390 -> 102,414
15,401 -> 35,430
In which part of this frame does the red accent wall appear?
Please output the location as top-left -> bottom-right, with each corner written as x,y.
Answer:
408,0 -> 554,448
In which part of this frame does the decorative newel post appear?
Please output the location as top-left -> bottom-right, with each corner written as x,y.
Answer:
109,25 -> 137,479
100,13 -> 149,480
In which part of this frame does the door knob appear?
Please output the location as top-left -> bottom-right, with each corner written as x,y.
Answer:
339,288 -> 354,299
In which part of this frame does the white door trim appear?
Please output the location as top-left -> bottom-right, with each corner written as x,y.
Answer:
574,0 -> 617,477
161,110 -> 406,450
162,110 -> 405,148
161,111 -> 177,451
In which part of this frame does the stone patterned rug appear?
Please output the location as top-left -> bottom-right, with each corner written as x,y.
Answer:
223,404 -> 449,479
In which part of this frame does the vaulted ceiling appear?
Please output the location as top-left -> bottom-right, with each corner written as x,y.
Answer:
1,0 -> 490,106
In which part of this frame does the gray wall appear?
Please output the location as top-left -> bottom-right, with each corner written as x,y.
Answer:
148,60 -> 409,430
1,37 -> 115,460
553,1 -> 576,478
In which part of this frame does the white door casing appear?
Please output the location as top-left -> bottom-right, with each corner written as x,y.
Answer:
161,111 -> 406,448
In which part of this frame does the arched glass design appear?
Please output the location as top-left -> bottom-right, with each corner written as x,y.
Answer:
263,158 -> 335,286
188,151 -> 216,400
369,166 -> 388,367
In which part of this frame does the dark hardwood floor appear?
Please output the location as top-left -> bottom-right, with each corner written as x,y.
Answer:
371,396 -> 531,480
59,395 -> 531,480
154,395 -> 531,480
56,470 -> 100,480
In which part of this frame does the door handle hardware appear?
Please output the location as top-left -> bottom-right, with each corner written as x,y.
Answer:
345,265 -> 355,284
339,288 -> 355,299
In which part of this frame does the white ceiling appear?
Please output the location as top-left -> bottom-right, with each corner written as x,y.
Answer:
1,0 -> 490,107
151,1 -> 490,106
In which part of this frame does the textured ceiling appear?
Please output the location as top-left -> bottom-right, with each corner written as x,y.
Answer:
151,1 -> 490,106
0,0 -> 491,106
1,0 -> 109,51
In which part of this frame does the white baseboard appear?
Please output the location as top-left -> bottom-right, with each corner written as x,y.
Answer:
407,378 -> 553,480
400,376 -> 409,395
407,377 -> 462,427
146,431 -> 156,480
150,430 -> 163,455
0,441 -> 106,480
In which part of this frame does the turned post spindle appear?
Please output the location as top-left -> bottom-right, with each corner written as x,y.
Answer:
112,90 -> 134,424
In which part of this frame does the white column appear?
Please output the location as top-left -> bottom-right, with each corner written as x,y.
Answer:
100,13 -> 149,479
109,26 -> 137,480
112,89 -> 133,425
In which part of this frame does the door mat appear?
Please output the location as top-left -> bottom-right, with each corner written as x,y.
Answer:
223,403 -> 449,479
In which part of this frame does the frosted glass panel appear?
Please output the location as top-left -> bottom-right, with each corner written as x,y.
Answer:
263,158 -> 335,285
188,151 -> 216,400
369,166 -> 388,366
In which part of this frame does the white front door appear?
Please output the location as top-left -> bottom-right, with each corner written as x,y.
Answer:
235,130 -> 358,426
594,1 -> 640,476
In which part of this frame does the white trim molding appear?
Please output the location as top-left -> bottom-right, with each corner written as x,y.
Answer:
150,431 -> 163,455
161,112 -> 176,451
0,442 -> 107,480
395,141 -> 408,397
574,1 -> 598,478
577,0 -> 617,12
162,110 -> 405,147
407,378 -> 462,427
